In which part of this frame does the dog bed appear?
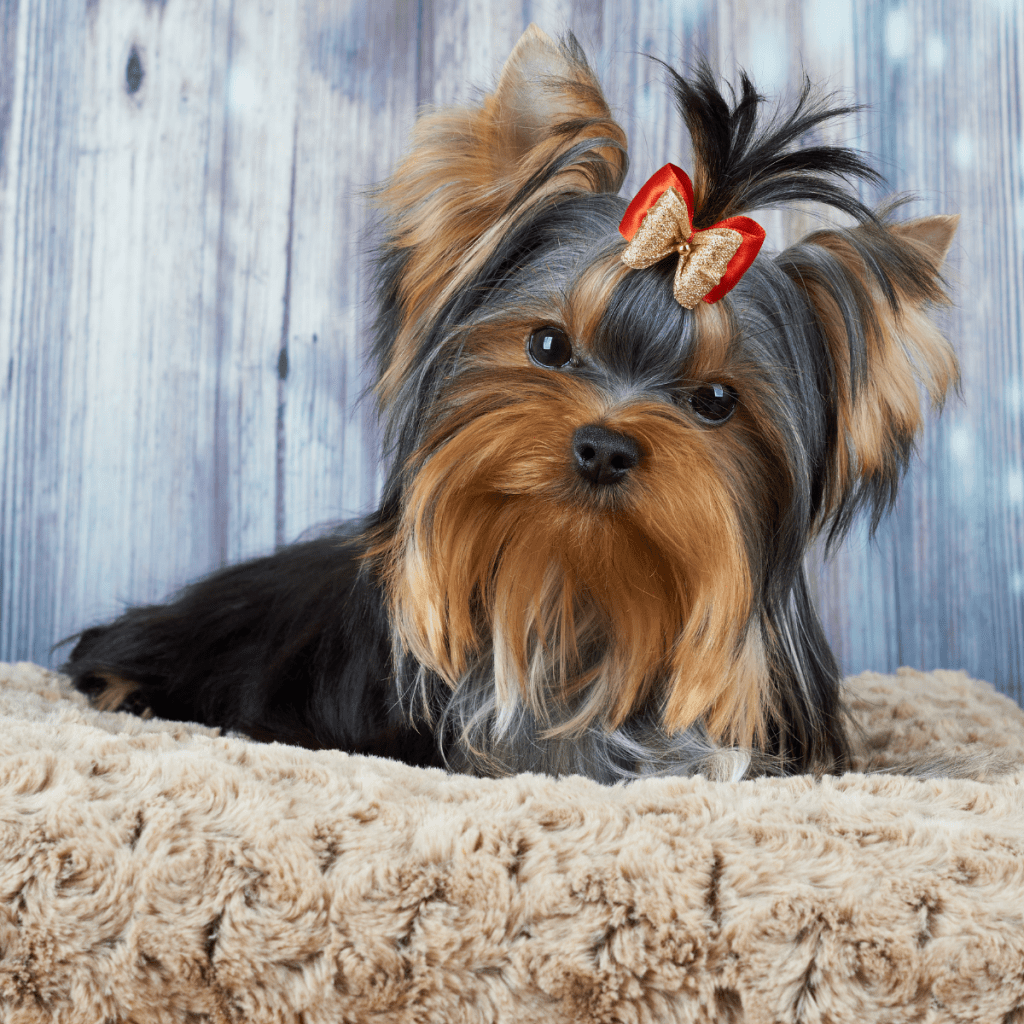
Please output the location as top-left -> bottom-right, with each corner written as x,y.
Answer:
0,661 -> 1022,1023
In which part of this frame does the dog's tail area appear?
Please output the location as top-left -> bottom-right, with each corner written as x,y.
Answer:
64,526 -> 440,766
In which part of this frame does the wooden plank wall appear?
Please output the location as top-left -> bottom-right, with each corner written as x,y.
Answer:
2,0 -> 1022,705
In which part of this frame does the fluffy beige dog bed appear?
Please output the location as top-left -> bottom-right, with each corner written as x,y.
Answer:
1,662 -> 1023,1023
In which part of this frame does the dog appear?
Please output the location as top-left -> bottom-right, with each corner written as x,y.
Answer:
66,27 -> 958,782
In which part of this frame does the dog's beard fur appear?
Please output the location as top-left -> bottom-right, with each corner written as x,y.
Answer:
376,370 -> 768,764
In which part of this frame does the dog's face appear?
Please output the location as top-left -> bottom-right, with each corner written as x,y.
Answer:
366,27 -> 958,771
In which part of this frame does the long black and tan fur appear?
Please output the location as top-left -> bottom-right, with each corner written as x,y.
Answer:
67,27 -> 958,782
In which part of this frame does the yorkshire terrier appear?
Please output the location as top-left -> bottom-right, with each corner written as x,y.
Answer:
67,27 -> 959,782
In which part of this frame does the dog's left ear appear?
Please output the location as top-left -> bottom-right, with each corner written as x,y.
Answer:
778,213 -> 960,540
890,214 -> 959,263
375,26 -> 627,403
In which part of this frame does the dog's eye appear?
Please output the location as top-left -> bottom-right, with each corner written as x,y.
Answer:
528,326 -> 573,368
688,383 -> 738,424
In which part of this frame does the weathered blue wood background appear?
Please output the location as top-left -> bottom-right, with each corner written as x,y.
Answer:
2,0 -> 1022,704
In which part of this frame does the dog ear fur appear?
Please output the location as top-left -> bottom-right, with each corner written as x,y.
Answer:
891,214 -> 959,264
374,26 -> 627,406
490,25 -> 626,177
779,214 -> 960,540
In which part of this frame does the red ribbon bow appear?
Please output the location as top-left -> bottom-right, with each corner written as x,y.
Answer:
619,164 -> 765,307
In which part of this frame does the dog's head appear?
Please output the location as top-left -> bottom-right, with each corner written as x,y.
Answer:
367,27 -> 958,776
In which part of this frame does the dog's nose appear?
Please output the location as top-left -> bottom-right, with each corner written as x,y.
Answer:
572,425 -> 642,486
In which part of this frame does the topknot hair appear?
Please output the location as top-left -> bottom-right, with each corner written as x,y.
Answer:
660,60 -> 885,229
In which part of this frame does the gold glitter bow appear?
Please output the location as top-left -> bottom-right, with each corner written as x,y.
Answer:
619,165 -> 766,309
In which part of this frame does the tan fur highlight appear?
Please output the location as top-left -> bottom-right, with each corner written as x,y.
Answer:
565,253 -> 634,343
90,674 -> 141,712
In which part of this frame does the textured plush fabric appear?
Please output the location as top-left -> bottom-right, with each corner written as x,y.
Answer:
1,662 -> 1023,1023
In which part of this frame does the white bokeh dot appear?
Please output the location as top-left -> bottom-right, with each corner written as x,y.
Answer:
1007,379 -> 1024,416
947,423 -> 974,468
885,8 -> 910,60
228,65 -> 262,116
953,132 -> 974,169
1007,469 -> 1024,506
925,35 -> 946,70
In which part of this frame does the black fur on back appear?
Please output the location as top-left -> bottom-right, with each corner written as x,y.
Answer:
69,522 -> 442,769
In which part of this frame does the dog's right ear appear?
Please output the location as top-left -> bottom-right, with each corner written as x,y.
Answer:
485,25 -> 626,192
375,26 -> 627,404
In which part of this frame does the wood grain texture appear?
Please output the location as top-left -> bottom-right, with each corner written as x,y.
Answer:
1,0 -> 1021,708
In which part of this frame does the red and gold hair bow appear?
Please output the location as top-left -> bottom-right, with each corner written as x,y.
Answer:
619,164 -> 765,308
